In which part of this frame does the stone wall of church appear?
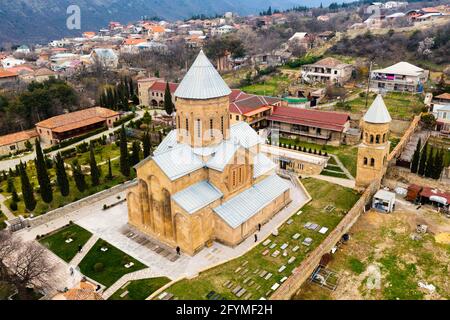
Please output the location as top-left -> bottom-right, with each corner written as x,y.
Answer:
176,96 -> 230,147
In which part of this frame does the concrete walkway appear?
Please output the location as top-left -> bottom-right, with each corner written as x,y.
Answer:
312,174 -> 356,189
69,235 -> 100,266
0,193 -> 15,220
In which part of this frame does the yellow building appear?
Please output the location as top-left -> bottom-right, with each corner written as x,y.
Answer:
127,50 -> 292,255
355,95 -> 392,189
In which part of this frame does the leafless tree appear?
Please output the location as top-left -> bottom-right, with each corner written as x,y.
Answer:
0,231 -> 56,300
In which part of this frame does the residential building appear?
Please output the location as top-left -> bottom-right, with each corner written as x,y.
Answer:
355,95 -> 392,189
35,107 -> 120,145
370,61 -> 429,93
432,93 -> 450,134
90,48 -> 119,69
137,78 -> 178,108
0,129 -> 39,156
301,57 -> 354,85
1,57 -> 26,68
268,106 -> 351,146
127,50 -> 292,255
0,69 -> 19,85
288,32 -> 312,50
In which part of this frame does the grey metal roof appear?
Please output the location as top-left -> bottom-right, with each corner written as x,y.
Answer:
174,50 -> 232,100
213,175 -> 290,229
206,141 -> 240,172
172,180 -> 223,214
253,153 -> 277,178
363,95 -> 392,124
152,144 -> 204,181
230,122 -> 265,148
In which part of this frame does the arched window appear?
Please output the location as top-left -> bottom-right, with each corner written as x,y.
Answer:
210,119 -> 214,137
363,157 -> 368,165
370,158 -> 375,167
177,115 -> 180,128
185,118 -> 189,134
370,135 -> 374,143
221,116 -> 224,136
196,119 -> 201,138
365,132 -> 368,142
383,133 -> 386,143
376,134 -> 380,144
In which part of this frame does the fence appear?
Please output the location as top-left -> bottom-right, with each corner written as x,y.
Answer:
270,180 -> 380,300
387,113 -> 422,162
25,179 -> 137,229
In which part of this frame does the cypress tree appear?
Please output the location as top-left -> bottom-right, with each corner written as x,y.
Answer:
19,162 -> 36,211
72,160 -> 86,193
11,188 -> 19,203
164,82 -> 174,115
128,77 -> 134,97
410,138 -> 421,173
34,139 -> 53,203
433,148 -> 444,179
418,142 -> 428,176
89,143 -> 100,186
131,141 -> 141,166
55,153 -> 70,196
142,131 -> 151,158
107,158 -> 113,180
119,125 -> 130,177
6,175 -> 14,193
425,147 -> 434,178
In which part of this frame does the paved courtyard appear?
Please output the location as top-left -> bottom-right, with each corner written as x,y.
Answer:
15,176 -> 309,296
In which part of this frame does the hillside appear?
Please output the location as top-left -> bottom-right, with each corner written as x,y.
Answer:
0,0 -> 337,46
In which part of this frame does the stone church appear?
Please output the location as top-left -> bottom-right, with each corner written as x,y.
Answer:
355,95 -> 392,189
127,50 -> 292,255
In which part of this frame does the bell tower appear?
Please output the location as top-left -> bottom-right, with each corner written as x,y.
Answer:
355,95 -> 392,189
174,50 -> 232,148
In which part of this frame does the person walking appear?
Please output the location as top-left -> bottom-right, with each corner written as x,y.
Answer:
176,246 -> 181,255
258,223 -> 261,232
254,234 -> 258,242
78,244 -> 83,253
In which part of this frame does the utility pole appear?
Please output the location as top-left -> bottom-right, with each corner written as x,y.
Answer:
365,60 -> 373,109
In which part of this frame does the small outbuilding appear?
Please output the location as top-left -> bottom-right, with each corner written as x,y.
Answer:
372,189 -> 396,213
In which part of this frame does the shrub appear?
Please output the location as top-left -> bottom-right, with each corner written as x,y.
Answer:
43,127 -> 108,154
113,114 -> 135,127
9,201 -> 18,211
94,262 -> 104,273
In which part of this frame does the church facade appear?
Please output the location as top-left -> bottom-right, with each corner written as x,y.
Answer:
127,51 -> 292,255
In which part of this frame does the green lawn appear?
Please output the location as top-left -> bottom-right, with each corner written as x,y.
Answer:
163,178 -> 360,300
240,75 -> 290,96
340,92 -> 424,120
109,277 -> 171,300
39,224 -> 92,262
427,136 -> 450,167
79,239 -> 146,288
0,151 -> 136,217
325,164 -> 344,172
278,138 -> 358,177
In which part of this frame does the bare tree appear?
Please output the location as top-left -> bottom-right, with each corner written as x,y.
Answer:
0,231 -> 56,300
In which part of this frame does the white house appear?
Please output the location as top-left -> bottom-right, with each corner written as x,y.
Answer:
1,57 -> 26,69
370,61 -> 429,93
90,49 -> 119,69
15,45 -> 31,54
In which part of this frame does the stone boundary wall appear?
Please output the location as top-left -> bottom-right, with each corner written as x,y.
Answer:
270,180 -> 380,300
26,179 -> 138,228
387,114 -> 422,162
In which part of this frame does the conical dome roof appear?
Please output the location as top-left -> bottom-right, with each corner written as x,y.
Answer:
363,94 -> 392,124
174,50 -> 232,100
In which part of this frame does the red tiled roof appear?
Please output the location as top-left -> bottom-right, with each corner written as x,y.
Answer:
0,69 -> 18,78
420,187 -> 450,203
229,93 -> 282,115
269,106 -> 350,132
0,129 -> 38,147
149,81 -> 178,93
36,107 -> 119,130
435,93 -> 450,100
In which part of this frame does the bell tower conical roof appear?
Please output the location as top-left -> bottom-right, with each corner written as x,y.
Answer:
174,50 -> 232,100
363,95 -> 392,124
